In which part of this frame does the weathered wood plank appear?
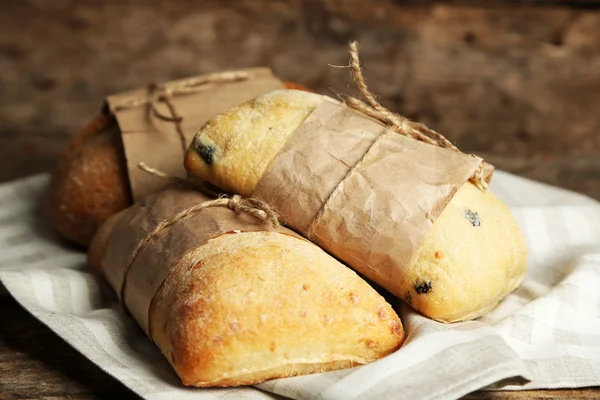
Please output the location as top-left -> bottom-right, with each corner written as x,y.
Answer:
0,296 -> 135,400
0,1 -> 599,399
463,388 -> 600,399
0,1 -> 599,185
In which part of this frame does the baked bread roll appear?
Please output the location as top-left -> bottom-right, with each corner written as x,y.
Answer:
89,187 -> 404,386
47,115 -> 131,247
47,82 -> 311,247
184,89 -> 528,322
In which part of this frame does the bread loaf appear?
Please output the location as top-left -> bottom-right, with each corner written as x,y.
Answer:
47,115 -> 131,247
184,89 -> 528,322
89,187 -> 404,386
47,82 -> 311,247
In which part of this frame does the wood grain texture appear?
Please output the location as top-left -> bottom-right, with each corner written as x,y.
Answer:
0,1 -> 599,399
0,296 -> 135,400
0,0 -> 599,189
463,389 -> 600,399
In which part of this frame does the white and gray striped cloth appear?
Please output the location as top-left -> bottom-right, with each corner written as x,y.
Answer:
1,172 -> 599,400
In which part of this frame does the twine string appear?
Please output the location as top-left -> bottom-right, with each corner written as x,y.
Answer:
345,41 -> 487,190
118,162 -> 280,303
137,161 -> 193,189
112,71 -> 251,156
136,162 -> 279,227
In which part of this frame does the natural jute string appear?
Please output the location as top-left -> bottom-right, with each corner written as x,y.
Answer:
137,161 -> 194,189
345,41 -> 487,190
136,161 -> 280,227
119,162 -> 280,303
112,71 -> 251,155
304,43 -> 488,238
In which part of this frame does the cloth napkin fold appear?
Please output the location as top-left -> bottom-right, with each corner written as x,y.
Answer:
0,172 -> 599,400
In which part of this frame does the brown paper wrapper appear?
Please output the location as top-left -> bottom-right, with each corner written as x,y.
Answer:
101,186 -> 295,336
254,100 -> 493,296
105,68 -> 284,200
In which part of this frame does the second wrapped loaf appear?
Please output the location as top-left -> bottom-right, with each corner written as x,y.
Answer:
184,90 -> 528,323
89,186 -> 404,386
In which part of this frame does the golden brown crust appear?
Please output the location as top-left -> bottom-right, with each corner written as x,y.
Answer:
149,232 -> 404,386
403,182 -> 528,322
282,81 -> 313,93
185,90 -> 326,196
47,115 -> 132,247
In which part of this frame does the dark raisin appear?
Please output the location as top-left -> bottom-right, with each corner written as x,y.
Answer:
195,143 -> 215,164
415,281 -> 432,294
464,209 -> 481,227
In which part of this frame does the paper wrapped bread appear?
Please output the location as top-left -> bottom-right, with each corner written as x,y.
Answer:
88,187 -> 404,386
47,81 -> 311,247
184,90 -> 528,322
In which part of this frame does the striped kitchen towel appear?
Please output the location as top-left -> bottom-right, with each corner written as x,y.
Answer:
0,171 -> 599,400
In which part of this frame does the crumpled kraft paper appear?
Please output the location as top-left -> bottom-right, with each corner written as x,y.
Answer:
106,68 -> 284,200
254,99 -> 492,296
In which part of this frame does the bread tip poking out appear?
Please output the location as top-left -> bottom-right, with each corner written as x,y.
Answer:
184,89 -> 327,196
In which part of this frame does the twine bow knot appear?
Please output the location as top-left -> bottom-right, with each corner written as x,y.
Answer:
118,163 -> 280,303
137,162 -> 280,228
112,71 -> 251,155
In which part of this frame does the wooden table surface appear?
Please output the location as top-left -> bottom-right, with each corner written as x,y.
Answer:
1,1 -> 600,398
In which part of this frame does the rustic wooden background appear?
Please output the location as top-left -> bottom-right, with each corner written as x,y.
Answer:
1,0 -> 600,199
1,1 -> 599,399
